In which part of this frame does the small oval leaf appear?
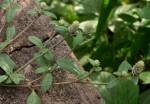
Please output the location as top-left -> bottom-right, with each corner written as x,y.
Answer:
0,75 -> 8,83
94,67 -> 102,72
0,3 -> 9,8
35,67 -> 48,74
0,62 -> 11,74
28,36 -> 43,48
10,74 -> 25,84
56,58 -> 80,75
43,11 -> 57,19
27,91 -> 42,104
77,71 -> 89,80
88,58 -> 95,66
3,77 -> 13,84
41,73 -> 53,92
54,26 -> 69,37
73,32 -> 84,47
0,41 -> 9,49
0,53 -> 16,72
139,71 -> 150,84
118,60 -> 132,73
5,7 -> 17,23
27,9 -> 39,15
6,24 -> 16,40
34,53 -> 51,67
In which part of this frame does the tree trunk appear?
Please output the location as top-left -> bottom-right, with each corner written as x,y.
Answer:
0,0 -> 104,104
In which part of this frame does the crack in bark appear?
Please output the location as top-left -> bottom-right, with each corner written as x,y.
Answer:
8,37 -> 49,54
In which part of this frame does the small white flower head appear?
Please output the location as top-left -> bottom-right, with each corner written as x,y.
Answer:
93,60 -> 100,67
69,21 -> 79,33
72,21 -> 80,29
40,2 -> 47,8
132,60 -> 145,76
59,19 -> 65,26
83,23 -> 94,35
40,1 -> 51,9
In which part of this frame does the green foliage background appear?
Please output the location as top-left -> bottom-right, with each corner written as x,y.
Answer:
47,0 -> 150,70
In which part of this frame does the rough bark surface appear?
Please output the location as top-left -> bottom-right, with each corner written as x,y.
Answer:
0,0 -> 105,104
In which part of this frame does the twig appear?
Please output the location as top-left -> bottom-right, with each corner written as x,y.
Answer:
30,74 -> 45,84
53,81 -> 107,85
0,84 -> 29,88
0,81 -> 107,88
65,46 -> 76,58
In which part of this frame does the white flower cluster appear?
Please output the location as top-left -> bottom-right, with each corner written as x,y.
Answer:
132,60 -> 144,76
68,21 -> 79,33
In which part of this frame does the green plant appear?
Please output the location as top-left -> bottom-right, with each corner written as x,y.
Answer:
0,0 -> 150,104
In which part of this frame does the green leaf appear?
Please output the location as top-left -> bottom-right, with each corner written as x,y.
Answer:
50,20 -> 59,26
5,7 -> 17,23
127,76 -> 139,85
43,11 -> 57,19
54,26 -> 69,37
94,0 -> 118,45
6,24 -> 15,40
138,4 -> 150,19
3,77 -> 13,84
88,58 -> 95,66
118,60 -> 132,73
73,32 -> 84,47
10,74 -> 25,84
0,41 -> 9,49
93,67 -> 102,72
28,36 -> 44,48
41,73 -> 52,92
12,4 -> 21,10
77,71 -> 89,80
0,62 -> 11,74
140,89 -> 150,104
56,58 -> 80,75
34,53 -> 51,67
0,53 -> 16,72
27,9 -> 39,15
27,91 -> 42,104
118,13 -> 138,23
115,4 -> 138,14
113,72 -> 122,76
139,71 -> 150,84
107,79 -> 117,88
0,3 -> 9,8
41,48 -> 54,61
35,67 -> 48,74
0,75 -> 8,83
3,0 -> 13,3
112,79 -> 139,104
